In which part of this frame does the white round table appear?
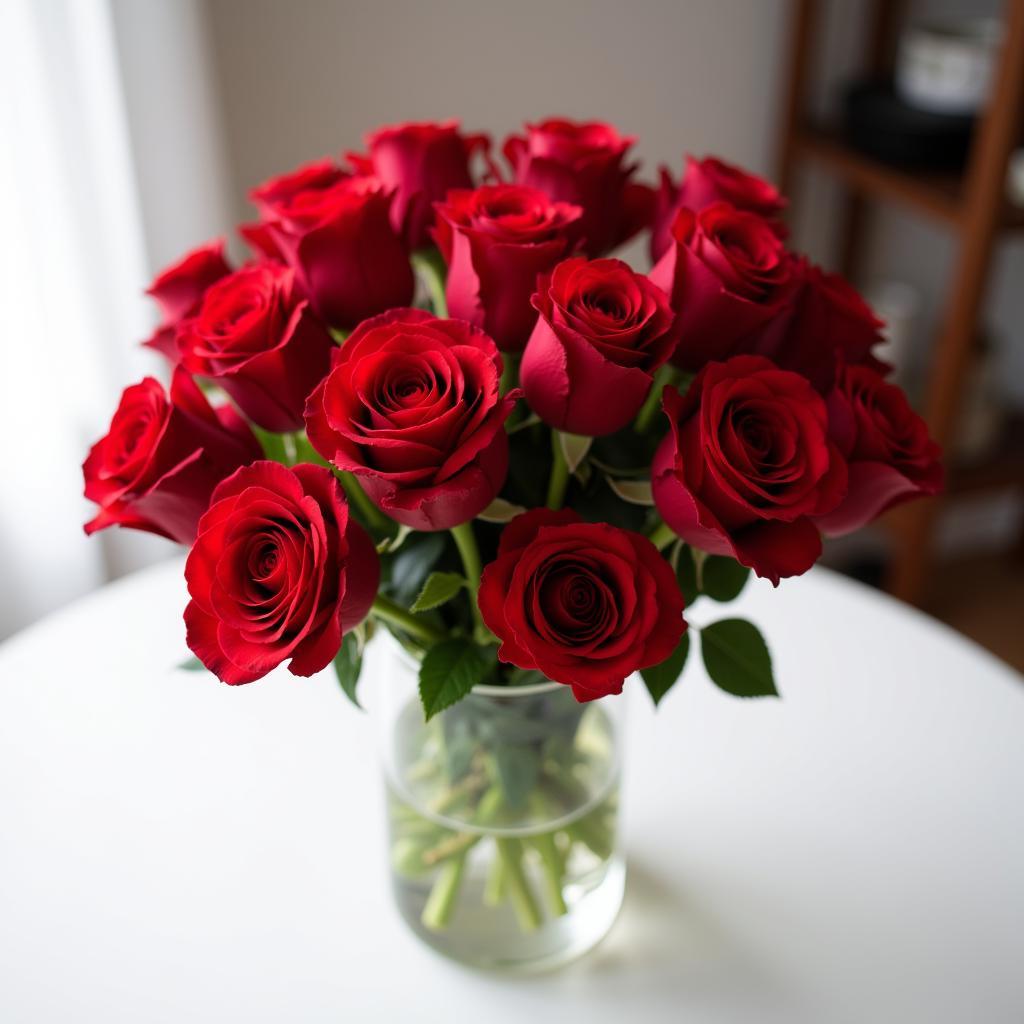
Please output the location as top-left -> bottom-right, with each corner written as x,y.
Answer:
0,559 -> 1021,1023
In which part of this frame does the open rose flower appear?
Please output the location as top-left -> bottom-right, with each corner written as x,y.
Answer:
184,461 -> 379,685
503,117 -> 651,256
436,183 -> 582,352
479,509 -> 686,701
249,159 -> 414,331
347,120 -> 491,250
649,203 -> 796,372
83,370 -> 261,544
650,156 -> 786,262
520,256 -> 677,435
305,309 -> 518,530
814,364 -> 942,536
652,356 -> 848,584
142,240 -> 231,360
175,263 -> 336,432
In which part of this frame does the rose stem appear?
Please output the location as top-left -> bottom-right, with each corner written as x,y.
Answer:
499,352 -> 521,397
411,249 -> 448,318
370,594 -> 446,645
450,522 -> 494,644
496,838 -> 543,932
545,430 -> 570,510
483,853 -> 507,906
420,852 -> 466,931
634,364 -> 686,435
334,470 -> 391,533
648,520 -> 677,552
528,832 -> 569,917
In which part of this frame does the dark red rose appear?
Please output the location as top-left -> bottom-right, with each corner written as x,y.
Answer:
520,257 -> 677,435
502,117 -> 650,257
814,364 -> 942,536
142,241 -> 231,360
751,259 -> 888,392
305,309 -> 518,530
83,370 -> 261,544
652,356 -> 848,584
436,184 -> 582,352
347,120 -> 491,250
249,159 -> 414,331
649,203 -> 796,372
175,263 -> 336,432
650,156 -> 786,262
184,461 -> 379,685
478,509 -> 686,701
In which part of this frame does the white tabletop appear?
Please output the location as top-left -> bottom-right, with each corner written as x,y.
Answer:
0,559 -> 1021,1023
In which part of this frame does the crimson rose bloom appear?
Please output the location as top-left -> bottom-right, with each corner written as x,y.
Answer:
479,509 -> 686,702
250,159 -> 414,331
814,364 -> 942,536
650,156 -> 786,262
142,240 -> 231,360
347,120 -> 490,250
503,118 -> 650,256
176,263 -> 336,432
649,203 -> 796,372
436,184 -> 582,352
520,257 -> 677,436
184,461 -> 379,685
83,370 -> 261,544
652,356 -> 848,584
305,309 -> 518,530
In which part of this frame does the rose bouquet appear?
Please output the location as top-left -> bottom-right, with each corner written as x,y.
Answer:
84,117 -> 941,968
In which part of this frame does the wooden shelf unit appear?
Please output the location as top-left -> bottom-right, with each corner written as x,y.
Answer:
777,0 -> 1024,605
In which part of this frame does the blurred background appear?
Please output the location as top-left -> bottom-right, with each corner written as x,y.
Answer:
2,0 -> 1021,666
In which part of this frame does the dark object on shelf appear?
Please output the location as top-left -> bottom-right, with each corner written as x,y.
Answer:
842,81 -> 974,169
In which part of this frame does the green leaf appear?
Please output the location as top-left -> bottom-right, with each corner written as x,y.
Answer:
411,572 -> 467,613
673,542 -> 699,606
700,619 -> 777,698
251,425 -> 288,464
558,431 -> 592,473
332,631 -> 364,709
606,477 -> 654,506
640,633 -> 689,706
477,497 -> 527,523
701,557 -> 751,603
418,639 -> 491,720
177,655 -> 207,672
389,532 -> 446,606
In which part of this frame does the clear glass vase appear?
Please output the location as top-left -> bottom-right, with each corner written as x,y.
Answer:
373,644 -> 627,971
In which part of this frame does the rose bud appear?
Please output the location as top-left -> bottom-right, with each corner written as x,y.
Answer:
175,263 -> 336,433
813,364 -> 942,536
752,259 -> 889,393
347,120 -> 491,250
435,183 -> 582,352
249,159 -> 414,332
305,309 -> 518,530
652,356 -> 848,585
649,202 -> 796,372
478,509 -> 686,702
502,117 -> 651,257
83,369 -> 262,545
142,240 -> 231,360
520,257 -> 677,436
650,156 -> 786,262
184,461 -> 379,685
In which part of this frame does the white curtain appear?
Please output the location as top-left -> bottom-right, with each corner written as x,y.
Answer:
0,0 -> 233,638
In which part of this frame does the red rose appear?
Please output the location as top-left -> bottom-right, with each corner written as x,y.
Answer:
814,365 -> 942,536
652,356 -> 847,584
502,117 -> 651,257
142,240 -> 231,360
83,370 -> 261,544
436,184 -> 582,352
520,257 -> 677,436
752,260 -> 887,392
478,509 -> 686,701
305,309 -> 518,530
184,461 -> 379,685
347,120 -> 491,250
175,263 -> 336,432
650,156 -> 786,262
649,203 -> 796,372
250,159 -> 414,331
